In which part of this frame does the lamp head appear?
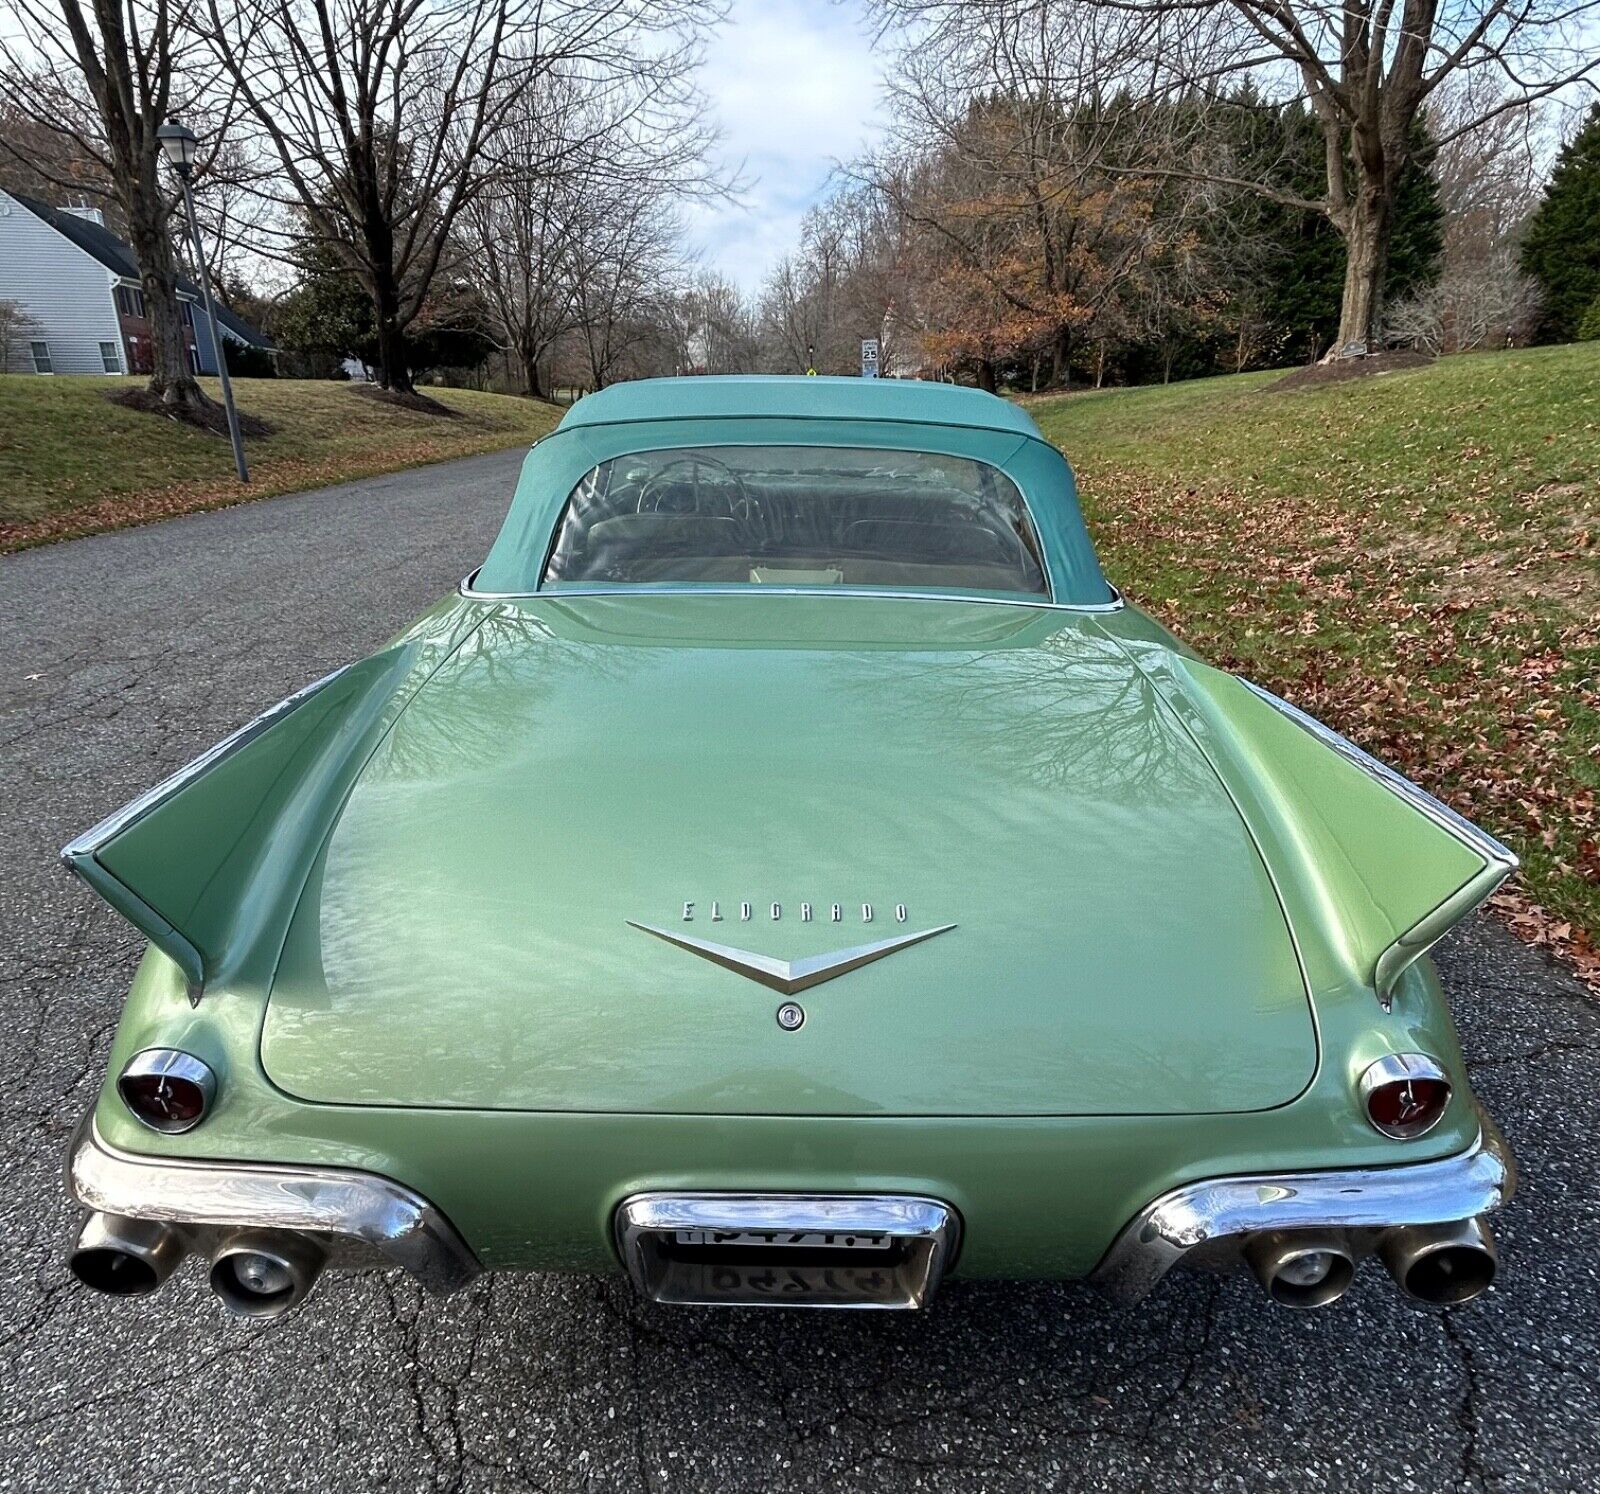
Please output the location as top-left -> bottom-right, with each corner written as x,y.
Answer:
156,121 -> 199,175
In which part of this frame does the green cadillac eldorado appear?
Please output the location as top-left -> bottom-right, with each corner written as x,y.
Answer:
63,375 -> 1515,1318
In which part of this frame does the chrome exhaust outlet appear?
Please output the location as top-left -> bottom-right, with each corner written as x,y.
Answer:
1380,1217 -> 1497,1306
208,1230 -> 326,1319
1245,1231 -> 1355,1309
69,1212 -> 186,1297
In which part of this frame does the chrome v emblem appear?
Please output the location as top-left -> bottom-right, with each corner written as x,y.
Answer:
627,921 -> 957,994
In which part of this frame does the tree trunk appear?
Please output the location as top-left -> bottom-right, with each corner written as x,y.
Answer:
975,358 -> 997,393
124,163 -> 204,406
1333,186 -> 1393,356
373,308 -> 412,392
522,350 -> 545,400
370,256 -> 412,393
1050,324 -> 1071,386
359,204 -> 413,391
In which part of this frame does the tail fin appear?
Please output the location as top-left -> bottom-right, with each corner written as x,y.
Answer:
1164,664 -> 1515,1007
61,598 -> 486,999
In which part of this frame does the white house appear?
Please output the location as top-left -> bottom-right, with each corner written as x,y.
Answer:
0,188 -> 271,376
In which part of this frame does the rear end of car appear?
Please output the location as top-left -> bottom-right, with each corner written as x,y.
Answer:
59,378 -> 1516,1318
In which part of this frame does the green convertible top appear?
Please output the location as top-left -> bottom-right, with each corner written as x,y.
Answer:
474,376 -> 1112,602
556,374 -> 1045,439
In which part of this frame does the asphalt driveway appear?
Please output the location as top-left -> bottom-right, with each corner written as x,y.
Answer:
1,450 -> 1595,1492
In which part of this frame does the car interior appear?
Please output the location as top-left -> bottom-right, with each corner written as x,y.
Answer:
542,449 -> 1051,597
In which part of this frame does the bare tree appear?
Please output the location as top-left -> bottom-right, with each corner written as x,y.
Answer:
681,271 -> 759,373
208,0 -> 718,392
759,253 -> 822,373
206,0 -> 521,392
1390,76 -> 1545,351
0,101 -> 122,230
462,40 -> 725,396
756,182 -> 912,376
0,298 -> 42,370
463,92 -> 583,397
0,0 -> 224,404
872,0 -> 1600,355
567,188 -> 688,387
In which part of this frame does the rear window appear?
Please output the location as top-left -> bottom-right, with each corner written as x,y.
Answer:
541,445 -> 1050,598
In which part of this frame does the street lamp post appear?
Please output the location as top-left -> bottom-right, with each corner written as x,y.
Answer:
156,121 -> 248,483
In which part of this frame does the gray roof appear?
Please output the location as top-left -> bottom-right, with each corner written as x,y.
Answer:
12,193 -> 274,349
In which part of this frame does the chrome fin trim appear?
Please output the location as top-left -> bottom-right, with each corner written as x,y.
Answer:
1090,1119 -> 1515,1305
1239,679 -> 1518,1004
61,664 -> 353,861
58,664 -> 355,999
68,1118 -> 480,1295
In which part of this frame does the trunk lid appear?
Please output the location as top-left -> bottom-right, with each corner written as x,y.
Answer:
262,594 -> 1315,1115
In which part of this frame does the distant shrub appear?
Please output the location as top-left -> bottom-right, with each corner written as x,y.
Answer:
223,341 -> 277,378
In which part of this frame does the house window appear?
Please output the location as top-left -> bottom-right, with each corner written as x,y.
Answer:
180,300 -> 194,328
29,340 -> 52,374
115,285 -> 146,318
99,341 -> 121,374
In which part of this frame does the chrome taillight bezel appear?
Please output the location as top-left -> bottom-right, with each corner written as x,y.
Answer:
1359,1053 -> 1451,1140
116,1048 -> 217,1134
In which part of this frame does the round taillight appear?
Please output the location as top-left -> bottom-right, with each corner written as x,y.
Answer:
1360,1054 -> 1450,1139
117,1048 -> 216,1133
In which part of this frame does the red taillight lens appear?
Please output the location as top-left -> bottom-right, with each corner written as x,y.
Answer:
1367,1077 -> 1450,1136
1360,1055 -> 1450,1139
117,1049 -> 216,1133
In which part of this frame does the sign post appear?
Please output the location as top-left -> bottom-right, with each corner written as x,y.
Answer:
860,339 -> 880,378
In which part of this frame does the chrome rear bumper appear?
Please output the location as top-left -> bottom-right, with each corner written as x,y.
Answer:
1090,1121 -> 1515,1304
66,1113 -> 1513,1316
67,1118 -> 480,1296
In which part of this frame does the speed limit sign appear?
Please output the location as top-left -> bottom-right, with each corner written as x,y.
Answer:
860,339 -> 880,378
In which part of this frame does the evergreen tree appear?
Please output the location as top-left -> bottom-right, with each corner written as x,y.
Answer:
276,240 -> 495,381
1521,104 -> 1600,342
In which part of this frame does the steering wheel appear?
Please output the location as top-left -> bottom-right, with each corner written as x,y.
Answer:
637,454 -> 756,521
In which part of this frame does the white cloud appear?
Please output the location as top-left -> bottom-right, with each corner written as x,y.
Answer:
685,0 -> 887,294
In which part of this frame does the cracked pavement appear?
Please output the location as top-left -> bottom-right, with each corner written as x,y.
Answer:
1,448 -> 1597,1492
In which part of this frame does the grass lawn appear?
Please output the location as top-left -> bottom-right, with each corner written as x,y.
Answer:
1028,342 -> 1600,985
0,375 -> 562,550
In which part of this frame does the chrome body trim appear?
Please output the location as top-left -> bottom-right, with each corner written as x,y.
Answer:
1358,1052 -> 1451,1139
459,569 -> 1126,614
67,1118 -> 480,1294
116,1048 -> 218,1134
1239,678 -> 1517,870
1090,1121 -> 1515,1305
60,664 -> 353,863
615,1192 -> 960,1309
626,921 -> 957,995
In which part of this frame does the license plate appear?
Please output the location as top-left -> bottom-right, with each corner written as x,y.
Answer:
672,1230 -> 891,1251
678,1260 -> 903,1304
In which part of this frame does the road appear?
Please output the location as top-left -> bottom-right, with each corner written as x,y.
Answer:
1,450 -> 1596,1492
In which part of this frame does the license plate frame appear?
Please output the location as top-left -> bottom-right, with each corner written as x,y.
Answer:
615,1193 -> 960,1310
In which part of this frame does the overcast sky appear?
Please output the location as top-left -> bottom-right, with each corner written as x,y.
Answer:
682,0 -> 888,295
